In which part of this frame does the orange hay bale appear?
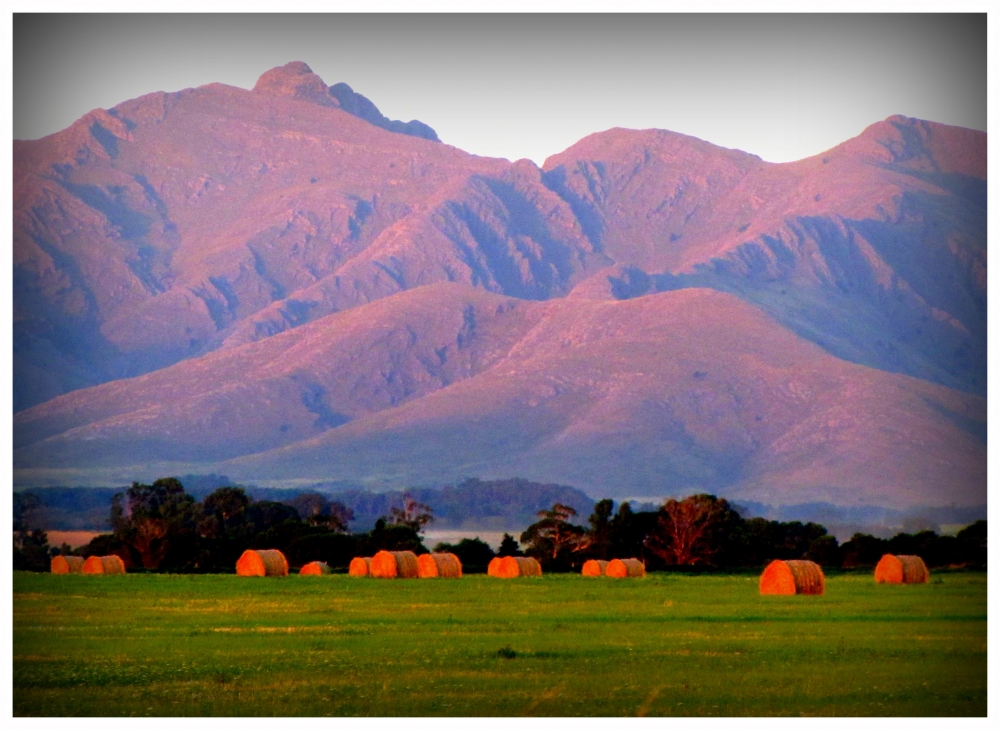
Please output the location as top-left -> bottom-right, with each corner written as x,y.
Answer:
417,552 -> 463,578
236,549 -> 289,577
581,559 -> 608,576
51,555 -> 85,574
493,555 -> 542,578
516,556 -> 542,577
349,556 -> 373,576
370,550 -> 419,578
875,554 -> 929,584
606,558 -> 646,578
496,556 -> 519,578
299,561 -> 331,576
349,556 -> 372,576
759,559 -> 824,595
487,556 -> 503,577
82,555 -> 126,575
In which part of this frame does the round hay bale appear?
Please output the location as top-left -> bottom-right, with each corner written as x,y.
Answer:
51,555 -> 85,574
299,561 -> 331,576
759,559 -> 824,595
517,556 -> 542,577
370,550 -> 419,578
236,549 -> 289,577
82,555 -> 126,575
349,556 -> 373,576
581,559 -> 609,576
417,552 -> 463,578
606,558 -> 646,578
494,555 -> 542,578
487,556 -> 503,577
875,554 -> 929,584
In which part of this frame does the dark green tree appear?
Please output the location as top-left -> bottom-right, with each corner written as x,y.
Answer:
79,533 -> 128,561
727,517 -> 838,567
433,537 -> 495,573
956,520 -> 986,566
360,517 -> 428,555
284,492 -> 354,531
197,486 -> 255,571
14,528 -> 51,571
200,487 -> 251,537
775,521 -> 830,559
888,529 -> 969,568
203,486 -> 251,524
729,517 -> 777,566
580,499 -> 614,560
497,533 -> 522,557
840,533 -> 889,567
840,521 -> 986,570
609,502 -> 659,562
247,504 -> 307,556
111,478 -> 200,570
804,534 -> 841,566
520,503 -> 586,571
283,531 -> 359,570
645,494 -> 741,566
246,501 -> 302,533
14,491 -> 52,571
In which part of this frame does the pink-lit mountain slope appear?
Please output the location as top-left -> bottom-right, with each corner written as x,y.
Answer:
13,62 -> 985,508
14,283 -> 985,507
546,118 -> 985,394
15,63 -> 984,416
14,284 -> 543,463
14,62 -> 606,411
221,287 -> 984,507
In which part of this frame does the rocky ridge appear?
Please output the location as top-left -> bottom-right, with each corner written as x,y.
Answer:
13,64 -> 986,507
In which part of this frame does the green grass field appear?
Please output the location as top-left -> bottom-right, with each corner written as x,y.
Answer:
13,570 -> 986,717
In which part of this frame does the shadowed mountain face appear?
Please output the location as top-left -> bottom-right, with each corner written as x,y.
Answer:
14,283 -> 985,506
546,119 -> 986,395
14,62 -> 605,411
13,64 -> 986,508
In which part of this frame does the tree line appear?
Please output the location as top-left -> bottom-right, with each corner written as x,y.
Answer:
15,479 -> 432,573
14,480 -> 986,573
514,495 -> 986,572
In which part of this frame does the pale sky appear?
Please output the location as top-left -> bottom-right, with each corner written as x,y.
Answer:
11,13 -> 989,164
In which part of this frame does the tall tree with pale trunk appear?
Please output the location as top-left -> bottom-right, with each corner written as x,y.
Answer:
645,494 -> 737,566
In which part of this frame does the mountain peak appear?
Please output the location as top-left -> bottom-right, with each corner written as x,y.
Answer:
833,114 -> 986,178
252,61 -> 337,107
253,61 -> 318,90
252,61 -> 439,142
258,60 -> 314,78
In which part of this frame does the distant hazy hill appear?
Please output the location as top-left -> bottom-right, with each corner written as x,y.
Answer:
13,62 -> 985,509
328,478 -> 596,532
17,479 -> 983,542
15,476 -> 595,533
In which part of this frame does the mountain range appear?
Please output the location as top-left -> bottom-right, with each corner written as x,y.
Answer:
13,62 -> 986,508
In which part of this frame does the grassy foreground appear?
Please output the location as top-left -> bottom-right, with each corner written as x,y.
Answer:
13,570 -> 986,716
